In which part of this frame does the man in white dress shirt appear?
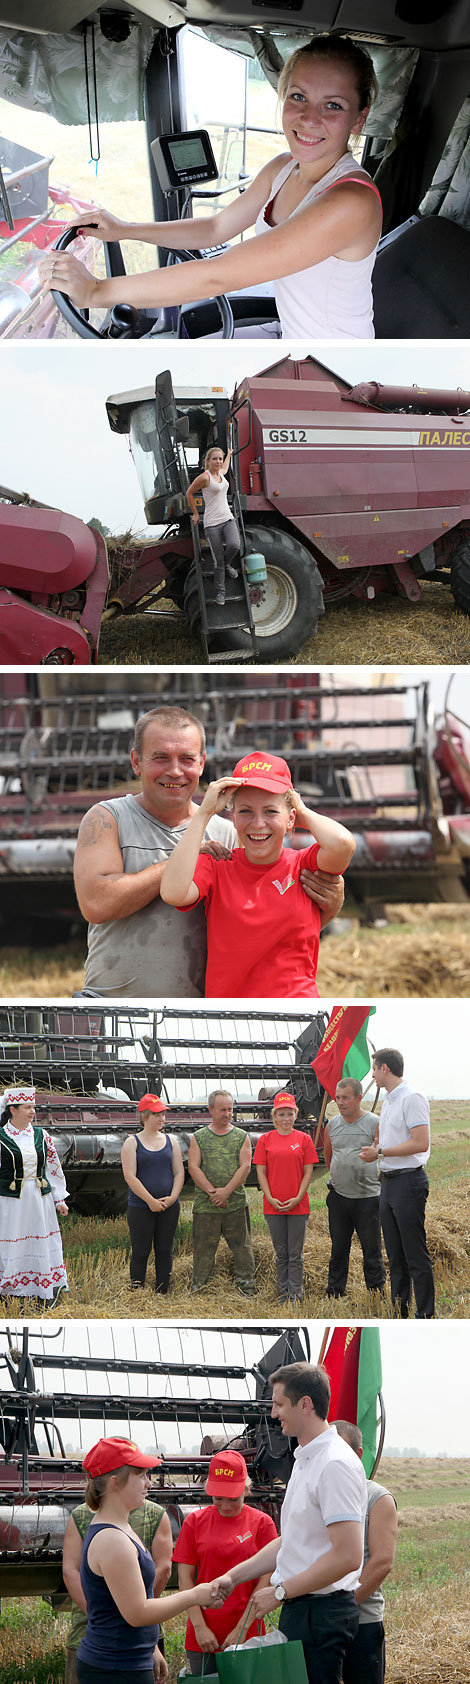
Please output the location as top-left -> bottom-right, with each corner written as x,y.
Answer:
211,1361 -> 367,1684
360,1046 -> 435,1318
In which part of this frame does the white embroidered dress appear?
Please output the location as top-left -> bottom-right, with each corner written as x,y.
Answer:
0,1121 -> 68,1300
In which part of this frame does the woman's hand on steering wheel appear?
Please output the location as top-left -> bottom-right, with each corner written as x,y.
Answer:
38,224 -> 235,339
64,206 -> 131,243
39,249 -> 97,309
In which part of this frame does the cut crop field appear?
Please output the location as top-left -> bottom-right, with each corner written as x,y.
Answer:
2,1103 -> 468,1323
1,1458 -> 469,1684
2,903 -> 469,998
96,576 -> 470,669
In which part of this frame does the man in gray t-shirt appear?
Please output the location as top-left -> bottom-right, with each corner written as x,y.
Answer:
324,1078 -> 386,1299
335,1420 -> 398,1684
73,705 -> 345,1000
74,706 -> 235,997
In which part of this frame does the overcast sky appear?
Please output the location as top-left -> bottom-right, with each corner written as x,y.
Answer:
3,338 -> 470,533
193,1000 -> 469,1099
3,1318 -> 468,1457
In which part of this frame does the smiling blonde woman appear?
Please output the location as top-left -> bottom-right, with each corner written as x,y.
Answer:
39,34 -> 382,341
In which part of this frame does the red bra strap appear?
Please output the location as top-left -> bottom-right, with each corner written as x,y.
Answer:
263,170 -> 382,225
318,174 -> 383,205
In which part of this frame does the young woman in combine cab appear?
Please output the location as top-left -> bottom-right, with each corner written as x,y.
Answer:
0,1084 -> 68,1305
121,1093 -> 185,1296
76,1436 -> 222,1684
39,34 -> 382,340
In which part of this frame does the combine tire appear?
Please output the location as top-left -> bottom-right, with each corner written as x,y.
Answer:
450,537 -> 470,615
183,525 -> 324,660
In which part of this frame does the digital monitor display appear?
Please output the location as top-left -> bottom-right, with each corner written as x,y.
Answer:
168,137 -> 208,173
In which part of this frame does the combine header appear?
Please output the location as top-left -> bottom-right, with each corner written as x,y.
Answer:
0,1004 -> 331,1213
0,1320 -> 313,1597
1,355 -> 470,662
0,671 -> 469,934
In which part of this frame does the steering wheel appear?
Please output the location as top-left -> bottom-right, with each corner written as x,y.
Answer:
50,226 -> 234,340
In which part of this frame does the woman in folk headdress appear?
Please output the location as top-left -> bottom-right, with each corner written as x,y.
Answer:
0,1085 -> 69,1303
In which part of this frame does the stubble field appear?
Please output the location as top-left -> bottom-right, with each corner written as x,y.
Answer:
1,903 -> 469,998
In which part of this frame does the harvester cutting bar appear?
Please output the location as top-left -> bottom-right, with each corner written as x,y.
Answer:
0,680 -> 413,714
0,1064 -> 320,1091
0,1031 -> 311,1055
0,744 -> 424,773
32,1105 -> 310,1125
152,1008 -> 312,1023
4,1391 -> 276,1427
32,1354 -> 261,1380
0,1452 -> 269,1488
0,1474 -> 281,1511
0,1005 -> 315,1037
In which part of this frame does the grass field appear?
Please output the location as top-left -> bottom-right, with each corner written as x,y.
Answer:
2,903 -> 469,998
1,1102 -> 468,1323
1,1457 -> 469,1684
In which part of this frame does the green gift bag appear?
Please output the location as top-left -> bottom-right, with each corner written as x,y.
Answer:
216,1626 -> 308,1684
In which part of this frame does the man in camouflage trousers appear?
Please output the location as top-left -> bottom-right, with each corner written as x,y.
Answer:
188,1090 -> 255,1296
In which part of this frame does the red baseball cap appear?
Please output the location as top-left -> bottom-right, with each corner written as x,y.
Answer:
206,1449 -> 248,1497
83,1436 -> 162,1477
273,1092 -> 297,1110
137,1094 -> 167,1114
231,753 -> 293,795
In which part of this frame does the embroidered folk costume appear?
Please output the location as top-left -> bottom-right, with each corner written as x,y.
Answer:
0,1086 -> 68,1301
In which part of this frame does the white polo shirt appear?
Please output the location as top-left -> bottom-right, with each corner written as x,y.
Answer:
379,1080 -> 430,1172
272,1425 -> 367,1595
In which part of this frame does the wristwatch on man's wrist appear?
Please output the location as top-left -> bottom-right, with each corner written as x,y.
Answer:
274,1583 -> 287,1603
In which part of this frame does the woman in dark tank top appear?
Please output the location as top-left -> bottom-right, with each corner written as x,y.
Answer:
121,1093 -> 184,1296
77,1436 -> 221,1684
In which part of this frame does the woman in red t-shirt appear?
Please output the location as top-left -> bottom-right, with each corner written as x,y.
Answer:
253,1092 -> 318,1304
173,1449 -> 278,1676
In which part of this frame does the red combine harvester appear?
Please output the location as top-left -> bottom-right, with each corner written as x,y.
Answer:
1,356 -> 470,663
0,672 -> 469,938
0,1004 -> 331,1213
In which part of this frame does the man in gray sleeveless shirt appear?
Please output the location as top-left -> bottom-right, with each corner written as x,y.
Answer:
324,1078 -> 386,1299
335,1421 -> 398,1684
73,705 -> 345,999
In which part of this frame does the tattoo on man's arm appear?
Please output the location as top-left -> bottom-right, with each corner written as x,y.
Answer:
78,809 -> 114,847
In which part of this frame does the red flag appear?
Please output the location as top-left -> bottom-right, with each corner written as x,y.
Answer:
321,1326 -> 383,1476
311,1006 -> 373,1098
322,1326 -> 360,1422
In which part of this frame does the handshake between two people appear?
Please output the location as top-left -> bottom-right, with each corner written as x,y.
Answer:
201,1574 -> 276,1619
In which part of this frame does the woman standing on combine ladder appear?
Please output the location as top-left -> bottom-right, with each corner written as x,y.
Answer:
187,445 -> 241,607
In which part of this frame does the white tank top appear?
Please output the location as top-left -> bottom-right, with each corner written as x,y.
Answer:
203,471 -> 231,528
255,149 -> 381,340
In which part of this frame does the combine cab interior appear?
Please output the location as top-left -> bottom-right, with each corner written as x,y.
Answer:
1,2 -> 470,337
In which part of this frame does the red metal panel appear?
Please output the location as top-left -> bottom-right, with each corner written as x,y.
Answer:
0,507 -> 101,591
255,406 -> 419,514
0,593 -> 93,663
